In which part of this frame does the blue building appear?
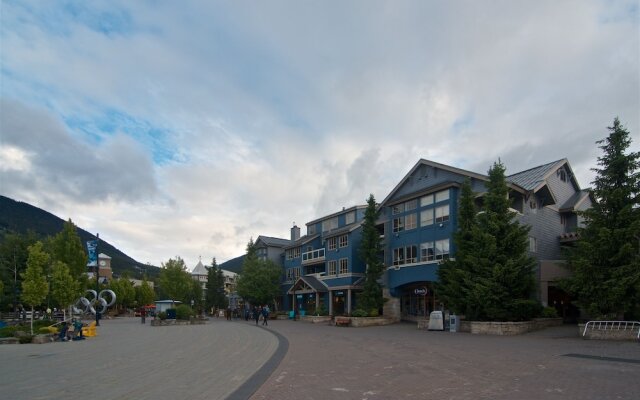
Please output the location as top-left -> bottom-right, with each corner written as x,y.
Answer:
377,159 -> 591,322
282,205 -> 368,316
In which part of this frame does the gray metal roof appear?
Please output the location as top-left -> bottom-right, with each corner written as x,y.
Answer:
288,275 -> 328,293
256,235 -> 292,248
191,260 -> 208,276
559,190 -> 590,212
507,159 -> 564,191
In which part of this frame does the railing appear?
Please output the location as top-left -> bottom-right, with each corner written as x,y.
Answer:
302,248 -> 325,264
582,320 -> 640,339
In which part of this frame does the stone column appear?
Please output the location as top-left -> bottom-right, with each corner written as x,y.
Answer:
329,291 -> 333,315
347,289 -> 352,314
382,288 -> 401,322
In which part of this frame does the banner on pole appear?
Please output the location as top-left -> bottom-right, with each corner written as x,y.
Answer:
87,240 -> 98,267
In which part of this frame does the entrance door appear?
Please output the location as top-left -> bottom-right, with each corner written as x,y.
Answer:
332,291 -> 345,315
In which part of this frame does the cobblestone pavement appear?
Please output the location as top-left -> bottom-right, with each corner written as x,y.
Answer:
250,320 -> 640,400
2,317 -> 639,400
0,317 -> 279,400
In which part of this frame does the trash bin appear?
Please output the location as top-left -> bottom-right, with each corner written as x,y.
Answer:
166,309 -> 177,319
449,314 -> 459,332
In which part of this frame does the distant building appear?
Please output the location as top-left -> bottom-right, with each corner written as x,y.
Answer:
87,253 -> 113,284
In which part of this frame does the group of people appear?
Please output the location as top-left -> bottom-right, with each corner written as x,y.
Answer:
249,305 -> 270,326
58,318 -> 85,341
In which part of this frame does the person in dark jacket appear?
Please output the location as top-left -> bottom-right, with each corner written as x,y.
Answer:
261,306 -> 269,326
253,307 -> 260,325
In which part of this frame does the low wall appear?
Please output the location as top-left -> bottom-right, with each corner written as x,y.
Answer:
151,318 -> 207,326
469,318 -> 562,335
300,315 -> 332,324
350,317 -> 395,328
579,323 -> 639,341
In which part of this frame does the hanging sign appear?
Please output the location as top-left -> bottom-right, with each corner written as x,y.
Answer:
86,240 -> 98,267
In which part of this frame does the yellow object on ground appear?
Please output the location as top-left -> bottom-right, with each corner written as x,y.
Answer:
82,321 -> 97,337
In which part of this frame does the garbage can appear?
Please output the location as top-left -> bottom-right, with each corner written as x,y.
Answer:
449,314 -> 459,332
166,309 -> 177,319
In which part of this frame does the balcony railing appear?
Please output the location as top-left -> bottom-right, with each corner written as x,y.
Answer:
302,248 -> 325,264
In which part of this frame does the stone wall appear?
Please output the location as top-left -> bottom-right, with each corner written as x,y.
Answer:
469,318 -> 562,335
350,317 -> 396,327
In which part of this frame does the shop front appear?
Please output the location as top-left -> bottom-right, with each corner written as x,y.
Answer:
399,282 -> 437,321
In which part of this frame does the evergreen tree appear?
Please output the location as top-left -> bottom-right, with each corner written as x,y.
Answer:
206,258 -> 226,312
356,194 -> 384,315
48,219 -> 87,282
438,163 -> 538,321
437,179 -> 478,315
236,239 -> 281,306
565,118 -> 640,319
21,242 -> 50,334
50,261 -> 81,320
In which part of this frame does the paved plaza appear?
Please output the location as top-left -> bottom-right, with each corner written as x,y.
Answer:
1,317 -> 639,400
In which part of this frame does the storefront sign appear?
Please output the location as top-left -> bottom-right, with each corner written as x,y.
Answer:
414,287 -> 428,296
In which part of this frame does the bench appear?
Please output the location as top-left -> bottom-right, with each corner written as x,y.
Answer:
335,317 -> 350,327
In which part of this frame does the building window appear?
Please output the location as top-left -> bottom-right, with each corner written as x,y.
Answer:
339,258 -> 348,274
420,209 -> 434,226
286,269 -> 293,281
392,203 -> 405,215
435,205 -> 450,223
293,267 -> 301,279
327,237 -> 337,251
322,217 -> 338,232
435,239 -> 450,260
308,224 -> 316,235
529,237 -> 537,252
421,194 -> 434,207
345,211 -> 355,225
405,213 -> 417,230
435,189 -> 449,203
339,234 -> 348,248
393,247 -> 405,266
558,169 -> 567,182
328,260 -> 337,275
529,199 -> 537,209
286,247 -> 301,260
420,242 -> 435,262
406,245 -> 418,264
406,199 -> 418,211
393,217 -> 404,233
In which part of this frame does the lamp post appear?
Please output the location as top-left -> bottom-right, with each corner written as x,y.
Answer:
95,233 -> 100,326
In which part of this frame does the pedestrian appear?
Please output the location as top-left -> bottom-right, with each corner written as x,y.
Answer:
254,307 -> 260,325
72,318 -> 84,340
58,321 -> 69,341
261,305 -> 269,326
140,307 -> 146,324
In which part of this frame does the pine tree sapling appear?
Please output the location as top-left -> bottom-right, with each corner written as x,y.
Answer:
21,242 -> 50,335
357,194 -> 384,315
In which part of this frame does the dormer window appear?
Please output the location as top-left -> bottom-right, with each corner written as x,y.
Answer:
557,168 -> 567,182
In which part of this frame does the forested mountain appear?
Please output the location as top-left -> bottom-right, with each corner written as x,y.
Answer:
0,195 -> 159,277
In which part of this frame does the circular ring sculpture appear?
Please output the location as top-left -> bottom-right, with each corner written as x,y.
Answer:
73,289 -> 116,315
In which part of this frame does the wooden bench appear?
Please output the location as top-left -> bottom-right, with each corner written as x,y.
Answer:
335,317 -> 350,327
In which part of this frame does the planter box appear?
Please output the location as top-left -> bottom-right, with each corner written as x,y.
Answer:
301,315 -> 332,324
151,319 -> 198,326
350,317 -> 395,328
469,318 -> 562,335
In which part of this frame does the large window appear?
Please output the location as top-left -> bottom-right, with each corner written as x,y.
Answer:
435,189 -> 449,202
308,224 -> 316,235
393,246 -> 418,265
405,199 -> 418,211
327,237 -> 337,251
287,267 -> 301,281
435,239 -> 449,260
420,242 -> 435,262
328,260 -> 337,275
339,258 -> 348,274
286,248 -> 301,260
393,217 -> 404,233
420,209 -> 434,226
405,214 -> 417,230
339,234 -> 348,248
421,194 -> 434,207
345,211 -> 355,225
322,217 -> 338,232
392,203 -> 405,215
435,205 -> 450,223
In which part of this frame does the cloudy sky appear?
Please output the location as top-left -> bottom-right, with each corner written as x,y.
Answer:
1,1 -> 638,269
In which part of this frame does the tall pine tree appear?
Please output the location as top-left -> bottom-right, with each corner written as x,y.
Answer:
565,118 -> 640,319
356,194 -> 384,315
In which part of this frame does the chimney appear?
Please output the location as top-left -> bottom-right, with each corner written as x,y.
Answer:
291,224 -> 300,241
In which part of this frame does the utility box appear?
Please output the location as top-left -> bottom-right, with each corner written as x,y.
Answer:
427,311 -> 444,331
166,309 -> 177,320
449,314 -> 459,332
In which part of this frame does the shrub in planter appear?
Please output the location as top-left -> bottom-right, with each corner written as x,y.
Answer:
541,307 -> 559,318
509,299 -> 543,321
19,335 -> 33,344
0,326 -> 18,338
351,309 -> 368,317
175,304 -> 194,320
157,311 -> 167,320
314,305 -> 328,316
368,309 -> 379,317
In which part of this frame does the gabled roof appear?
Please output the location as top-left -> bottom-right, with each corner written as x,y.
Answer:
559,189 -> 592,212
284,234 -> 320,250
506,159 -> 565,192
255,235 -> 292,248
287,275 -> 328,294
191,260 -> 207,276
305,205 -> 368,226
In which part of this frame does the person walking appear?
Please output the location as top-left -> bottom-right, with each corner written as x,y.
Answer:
140,307 -> 146,324
261,305 -> 269,326
253,306 -> 260,325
